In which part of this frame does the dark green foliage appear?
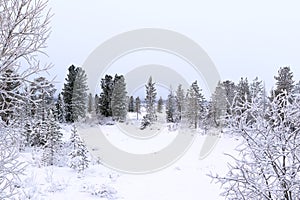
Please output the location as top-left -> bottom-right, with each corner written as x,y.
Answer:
166,91 -> 176,123
62,65 -> 88,122
128,96 -> 135,112
111,75 -> 127,122
99,75 -> 114,117
135,96 -> 141,120
55,93 -> 66,123
157,96 -> 163,113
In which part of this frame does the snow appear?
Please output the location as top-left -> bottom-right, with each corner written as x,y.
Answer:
17,115 -> 240,199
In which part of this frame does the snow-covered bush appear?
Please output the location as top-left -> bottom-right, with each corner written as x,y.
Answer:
82,183 -> 118,199
211,93 -> 300,199
0,125 -> 25,199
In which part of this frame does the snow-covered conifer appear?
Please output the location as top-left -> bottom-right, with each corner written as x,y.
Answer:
69,125 -> 90,173
111,75 -> 127,122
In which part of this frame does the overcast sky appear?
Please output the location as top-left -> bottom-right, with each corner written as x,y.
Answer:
46,0 -> 300,97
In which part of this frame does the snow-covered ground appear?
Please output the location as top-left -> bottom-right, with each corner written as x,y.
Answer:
17,113 -> 240,200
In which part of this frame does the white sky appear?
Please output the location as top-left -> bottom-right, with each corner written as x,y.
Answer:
46,0 -> 300,97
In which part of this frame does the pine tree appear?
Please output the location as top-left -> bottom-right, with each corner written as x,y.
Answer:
166,90 -> 177,123
62,65 -> 77,122
157,96 -> 163,113
175,84 -> 185,121
209,82 -> 227,127
72,67 -> 88,121
55,93 -> 66,123
94,94 -> 100,115
235,77 -> 251,110
222,80 -> 236,115
69,125 -> 89,173
99,75 -> 114,117
250,77 -> 264,100
128,96 -> 135,112
111,75 -> 127,122
42,110 -> 63,166
274,66 -> 294,96
141,76 -> 157,129
135,96 -> 141,120
28,77 -> 56,147
184,81 -> 205,129
87,93 -> 93,114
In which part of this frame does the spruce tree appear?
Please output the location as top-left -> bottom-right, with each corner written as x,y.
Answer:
235,77 -> 251,105
166,90 -> 177,123
184,81 -> 205,129
62,65 -> 77,122
250,77 -> 264,100
94,94 -> 100,115
72,67 -> 88,121
99,75 -> 114,117
141,76 -> 157,129
69,125 -> 89,173
62,65 -> 88,122
42,110 -> 63,166
135,96 -> 141,120
87,93 -> 93,114
222,80 -> 236,115
274,66 -> 294,96
128,96 -> 135,112
209,82 -> 227,127
111,75 -> 127,122
175,84 -> 185,121
28,77 -> 56,147
157,96 -> 163,113
55,93 -> 66,123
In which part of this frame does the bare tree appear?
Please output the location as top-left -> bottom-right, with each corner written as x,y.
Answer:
210,93 -> 300,199
0,0 -> 52,198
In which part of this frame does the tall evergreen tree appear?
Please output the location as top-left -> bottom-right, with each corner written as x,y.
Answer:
42,110 -> 63,166
72,67 -> 88,121
184,81 -> 205,129
175,84 -> 185,121
87,93 -> 93,114
135,96 -> 141,120
28,77 -> 56,147
250,77 -> 264,100
209,81 -> 227,127
236,77 -> 251,105
128,96 -> 135,112
94,94 -> 100,115
99,75 -> 114,117
111,75 -> 127,122
157,96 -> 163,113
222,80 -> 236,114
141,76 -> 157,129
62,65 -> 77,122
274,66 -> 294,96
62,65 -> 88,122
55,93 -> 66,123
166,90 -> 177,123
